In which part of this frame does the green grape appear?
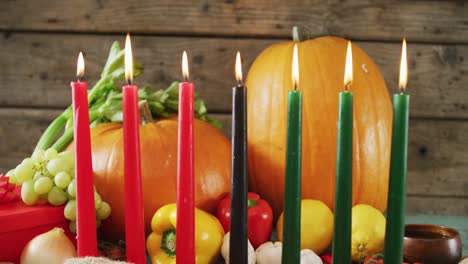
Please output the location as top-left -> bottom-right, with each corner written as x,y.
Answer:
21,158 -> 36,169
6,169 -> 15,177
54,171 -> 72,189
21,179 -> 39,205
69,221 -> 77,234
15,163 -> 34,183
68,179 -> 76,198
46,157 -> 68,176
58,150 -> 75,168
44,148 -> 58,160
94,192 -> 102,210
7,169 -> 17,184
64,200 -> 77,221
34,177 -> 53,195
31,149 -> 45,162
33,171 -> 47,180
8,175 -> 18,185
97,201 -> 111,220
47,186 -> 68,206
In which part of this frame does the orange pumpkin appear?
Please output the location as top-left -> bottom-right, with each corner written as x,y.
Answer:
245,36 -> 392,216
87,117 -> 231,240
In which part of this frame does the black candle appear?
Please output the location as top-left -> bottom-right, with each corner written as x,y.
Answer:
229,51 -> 248,264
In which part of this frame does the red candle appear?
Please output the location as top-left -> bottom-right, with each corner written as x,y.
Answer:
71,52 -> 98,256
176,51 -> 195,264
122,34 -> 146,264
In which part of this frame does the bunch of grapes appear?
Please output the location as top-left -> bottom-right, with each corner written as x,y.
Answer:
6,148 -> 111,233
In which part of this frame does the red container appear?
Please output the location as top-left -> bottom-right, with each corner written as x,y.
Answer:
0,198 -> 76,263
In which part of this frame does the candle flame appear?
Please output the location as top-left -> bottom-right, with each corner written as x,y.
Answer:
399,38 -> 408,91
292,44 -> 299,90
76,52 -> 85,80
235,51 -> 243,85
344,41 -> 353,90
124,33 -> 133,84
182,51 -> 189,82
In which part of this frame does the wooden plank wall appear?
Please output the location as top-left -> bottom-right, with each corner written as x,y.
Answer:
1,0 -> 467,216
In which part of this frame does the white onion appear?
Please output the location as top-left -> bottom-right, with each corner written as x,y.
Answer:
21,227 -> 77,264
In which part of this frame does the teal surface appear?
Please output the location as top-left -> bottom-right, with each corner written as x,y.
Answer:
406,215 -> 468,256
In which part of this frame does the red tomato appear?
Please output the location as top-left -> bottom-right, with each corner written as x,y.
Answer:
364,255 -> 384,263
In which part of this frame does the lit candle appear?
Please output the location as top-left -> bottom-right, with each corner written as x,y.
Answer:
282,43 -> 302,264
384,38 -> 410,264
332,41 -> 354,264
176,50 -> 195,264
229,51 -> 248,264
122,33 -> 146,264
71,52 -> 98,257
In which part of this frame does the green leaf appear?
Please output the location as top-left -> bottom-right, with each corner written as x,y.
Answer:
148,101 -> 166,114
101,43 -> 125,79
166,82 -> 179,98
149,90 -> 169,102
194,98 -> 207,116
138,87 -> 153,99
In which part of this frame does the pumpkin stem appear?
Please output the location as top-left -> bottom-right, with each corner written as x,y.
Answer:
292,26 -> 301,41
138,100 -> 154,125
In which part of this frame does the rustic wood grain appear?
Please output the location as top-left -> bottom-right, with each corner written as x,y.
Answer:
408,119 -> 468,198
1,33 -> 468,118
0,108 -> 61,165
1,0 -> 468,43
0,33 -> 269,113
406,196 -> 468,216
1,108 -> 467,198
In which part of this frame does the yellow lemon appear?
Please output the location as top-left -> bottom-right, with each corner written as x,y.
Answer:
277,199 -> 334,254
351,204 -> 386,262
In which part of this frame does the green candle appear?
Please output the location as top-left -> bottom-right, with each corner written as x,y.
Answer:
282,44 -> 302,264
332,41 -> 353,264
384,38 -> 410,264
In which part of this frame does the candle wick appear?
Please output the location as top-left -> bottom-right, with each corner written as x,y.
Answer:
77,73 -> 84,82
399,87 -> 405,94
345,81 -> 351,92
294,83 -> 297,91
127,78 -> 132,86
237,79 -> 243,87
184,76 -> 189,83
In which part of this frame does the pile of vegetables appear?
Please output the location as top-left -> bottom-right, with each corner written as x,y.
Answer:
3,40 -> 228,238
86,108 -> 231,240
4,36 -> 401,264
58,42 -> 230,240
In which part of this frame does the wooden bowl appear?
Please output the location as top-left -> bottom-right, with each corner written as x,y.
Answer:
403,224 -> 462,264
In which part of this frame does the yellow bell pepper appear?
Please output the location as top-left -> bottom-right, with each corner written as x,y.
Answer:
146,203 -> 225,264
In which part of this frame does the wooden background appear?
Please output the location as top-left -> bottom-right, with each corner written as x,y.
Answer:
0,0 -> 467,216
